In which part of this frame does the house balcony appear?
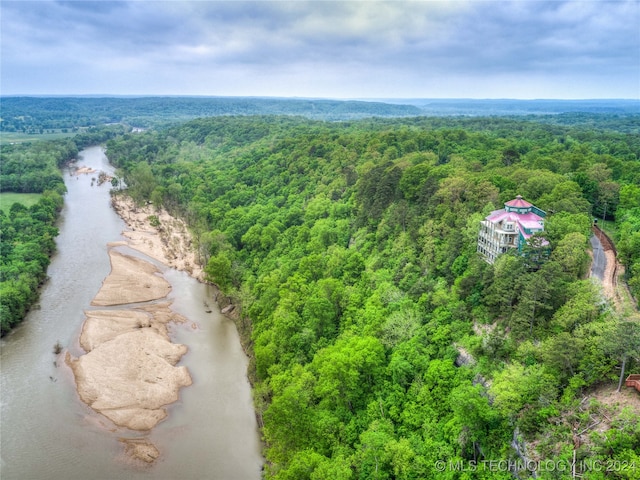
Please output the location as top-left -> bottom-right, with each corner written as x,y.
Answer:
625,374 -> 640,392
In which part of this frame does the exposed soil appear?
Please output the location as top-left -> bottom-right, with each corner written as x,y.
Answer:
590,384 -> 640,415
91,250 -> 171,306
111,195 -> 204,281
591,226 -> 634,312
74,166 -> 97,175
119,438 -> 160,465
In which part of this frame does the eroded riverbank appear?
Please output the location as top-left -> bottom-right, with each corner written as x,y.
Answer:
111,194 -> 204,282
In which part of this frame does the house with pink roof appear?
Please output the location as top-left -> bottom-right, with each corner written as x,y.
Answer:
477,195 -> 546,264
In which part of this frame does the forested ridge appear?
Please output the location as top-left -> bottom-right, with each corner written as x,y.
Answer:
2,96 -> 637,135
0,97 -> 422,134
106,114 -> 640,479
0,127 -> 125,334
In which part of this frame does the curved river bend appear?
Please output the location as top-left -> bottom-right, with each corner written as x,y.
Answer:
0,146 -> 262,479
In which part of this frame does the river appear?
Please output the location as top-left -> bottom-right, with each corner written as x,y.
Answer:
0,146 -> 262,479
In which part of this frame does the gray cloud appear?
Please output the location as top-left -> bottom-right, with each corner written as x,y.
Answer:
1,0 -> 638,97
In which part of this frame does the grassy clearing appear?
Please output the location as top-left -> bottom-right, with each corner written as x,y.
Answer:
0,131 -> 77,144
0,192 -> 42,213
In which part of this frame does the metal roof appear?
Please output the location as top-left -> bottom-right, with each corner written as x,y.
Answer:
504,195 -> 533,208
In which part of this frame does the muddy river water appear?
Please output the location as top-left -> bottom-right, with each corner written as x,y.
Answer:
0,146 -> 262,479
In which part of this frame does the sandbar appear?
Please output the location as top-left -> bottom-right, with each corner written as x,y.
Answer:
70,245 -> 192,461
91,250 -> 171,306
68,328 -> 191,431
69,191 -> 208,463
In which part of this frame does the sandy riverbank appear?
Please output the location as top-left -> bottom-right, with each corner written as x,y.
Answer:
74,166 -> 97,175
111,195 -> 204,282
68,195 -> 204,464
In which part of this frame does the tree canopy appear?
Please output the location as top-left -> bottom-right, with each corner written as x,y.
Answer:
105,113 -> 640,478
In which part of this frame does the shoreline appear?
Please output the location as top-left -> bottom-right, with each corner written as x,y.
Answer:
110,194 -> 204,282
68,193 -> 206,465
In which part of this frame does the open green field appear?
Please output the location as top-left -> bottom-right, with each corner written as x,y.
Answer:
0,131 -> 77,144
0,192 -> 42,213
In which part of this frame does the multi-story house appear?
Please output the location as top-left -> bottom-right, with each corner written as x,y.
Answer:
477,195 -> 546,264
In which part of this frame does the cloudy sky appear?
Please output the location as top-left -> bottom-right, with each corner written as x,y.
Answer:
1,1 -> 638,99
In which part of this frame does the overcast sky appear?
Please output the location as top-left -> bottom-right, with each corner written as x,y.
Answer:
1,0 -> 638,99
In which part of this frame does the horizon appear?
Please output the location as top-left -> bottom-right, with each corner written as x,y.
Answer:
2,95 -> 638,102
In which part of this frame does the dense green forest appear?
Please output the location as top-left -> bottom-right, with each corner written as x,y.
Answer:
0,190 -> 64,334
0,127 -> 125,335
0,141 -> 68,334
106,114 -> 640,479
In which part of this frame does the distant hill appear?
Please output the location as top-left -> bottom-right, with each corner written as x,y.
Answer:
2,96 -> 637,135
0,96 -> 423,133
389,98 -> 640,116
